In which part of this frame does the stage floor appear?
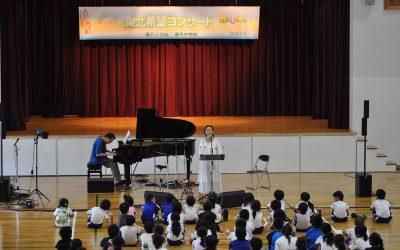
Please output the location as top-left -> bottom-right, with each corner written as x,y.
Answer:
7,116 -> 352,136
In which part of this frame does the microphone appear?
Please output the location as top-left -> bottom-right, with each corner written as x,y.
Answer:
13,138 -> 20,146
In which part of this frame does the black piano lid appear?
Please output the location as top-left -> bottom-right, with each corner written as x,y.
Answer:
136,108 -> 196,139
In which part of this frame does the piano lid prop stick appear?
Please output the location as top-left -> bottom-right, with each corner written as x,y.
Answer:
95,194 -> 98,206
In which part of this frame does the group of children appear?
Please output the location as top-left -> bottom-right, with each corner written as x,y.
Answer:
53,188 -> 392,250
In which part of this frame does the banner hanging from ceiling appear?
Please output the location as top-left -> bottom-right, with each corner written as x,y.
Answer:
79,6 -> 260,40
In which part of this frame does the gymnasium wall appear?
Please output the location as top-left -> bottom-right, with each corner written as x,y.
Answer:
350,0 -> 400,163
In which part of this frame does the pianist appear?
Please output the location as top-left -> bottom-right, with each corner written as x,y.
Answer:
89,133 -> 124,187
198,125 -> 223,196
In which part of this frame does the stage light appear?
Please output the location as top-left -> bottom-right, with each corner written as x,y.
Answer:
34,129 -> 49,139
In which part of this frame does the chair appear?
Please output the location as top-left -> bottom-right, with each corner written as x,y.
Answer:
87,162 -> 103,178
246,155 -> 270,190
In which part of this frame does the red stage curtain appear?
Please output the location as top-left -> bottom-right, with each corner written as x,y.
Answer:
1,0 -> 349,130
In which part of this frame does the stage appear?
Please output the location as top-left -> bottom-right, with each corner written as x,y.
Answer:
7,116 -> 352,137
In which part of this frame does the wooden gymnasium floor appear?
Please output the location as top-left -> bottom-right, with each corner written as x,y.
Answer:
0,173 -> 400,249
7,116 -> 352,136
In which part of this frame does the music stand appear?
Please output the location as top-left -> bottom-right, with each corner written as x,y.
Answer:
199,153 -> 225,200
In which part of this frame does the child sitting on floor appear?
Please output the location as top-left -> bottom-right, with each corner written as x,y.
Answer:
250,200 -> 268,234
184,195 -> 199,224
140,221 -> 155,250
141,193 -> 160,224
348,225 -> 371,249
342,215 -> 370,245
54,198 -> 74,228
123,194 -> 136,217
86,199 -> 111,228
293,202 -> 310,232
192,226 -> 208,250
370,189 -> 392,223
55,226 -> 72,250
100,224 -> 120,250
161,194 -> 174,225
228,227 -> 250,250
295,192 -> 315,218
166,213 -> 184,246
268,189 -> 286,212
119,215 -> 141,246
331,191 -> 349,222
118,202 -> 129,228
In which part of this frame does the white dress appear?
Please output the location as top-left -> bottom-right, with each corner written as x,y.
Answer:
198,138 -> 222,194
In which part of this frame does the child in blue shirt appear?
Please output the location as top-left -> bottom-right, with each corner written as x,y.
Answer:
269,219 -> 283,250
229,227 -> 250,250
161,193 -> 174,225
141,193 -> 160,224
305,215 -> 323,250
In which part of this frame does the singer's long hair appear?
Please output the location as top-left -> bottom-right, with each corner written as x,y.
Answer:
203,125 -> 215,137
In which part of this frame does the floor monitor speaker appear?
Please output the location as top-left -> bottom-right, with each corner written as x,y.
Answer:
87,178 -> 114,193
217,190 -> 245,208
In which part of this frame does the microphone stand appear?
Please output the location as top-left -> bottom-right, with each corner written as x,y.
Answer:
13,138 -> 21,190
207,135 -> 216,199
26,135 -> 50,207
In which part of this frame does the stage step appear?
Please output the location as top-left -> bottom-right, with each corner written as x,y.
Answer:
357,140 -> 395,172
385,161 -> 398,172
376,153 -> 387,158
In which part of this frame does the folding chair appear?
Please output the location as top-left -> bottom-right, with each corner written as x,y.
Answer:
246,155 -> 270,190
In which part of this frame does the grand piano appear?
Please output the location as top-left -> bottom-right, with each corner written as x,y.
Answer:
113,109 -> 196,185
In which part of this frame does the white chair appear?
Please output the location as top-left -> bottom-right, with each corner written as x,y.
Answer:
246,155 -> 270,190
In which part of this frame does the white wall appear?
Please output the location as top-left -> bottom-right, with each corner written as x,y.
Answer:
2,135 -> 358,176
350,0 -> 400,163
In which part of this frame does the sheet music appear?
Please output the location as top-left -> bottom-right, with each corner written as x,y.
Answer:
122,130 -> 131,145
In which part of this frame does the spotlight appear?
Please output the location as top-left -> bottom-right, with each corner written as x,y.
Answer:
34,129 -> 49,139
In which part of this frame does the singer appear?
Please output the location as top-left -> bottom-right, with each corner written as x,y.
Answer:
198,125 -> 223,195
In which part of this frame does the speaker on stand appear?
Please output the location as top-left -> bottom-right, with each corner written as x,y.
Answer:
356,100 -> 372,197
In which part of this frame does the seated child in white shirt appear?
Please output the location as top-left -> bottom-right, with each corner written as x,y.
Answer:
348,225 -> 371,250
293,202 -> 310,232
370,189 -> 392,223
86,199 -> 111,229
166,213 -> 184,246
249,200 -> 268,234
183,195 -> 198,224
140,221 -> 155,250
192,226 -> 208,250
295,192 -> 315,218
331,191 -> 349,222
119,215 -> 141,246
152,233 -> 168,250
267,190 -> 286,212
342,216 -> 370,245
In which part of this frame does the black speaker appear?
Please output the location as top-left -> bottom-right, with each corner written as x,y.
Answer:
0,103 -> 5,139
144,191 -> 178,207
217,190 -> 245,208
0,177 -> 11,202
363,100 -> 369,118
87,178 -> 114,193
361,117 -> 368,136
355,173 -> 372,197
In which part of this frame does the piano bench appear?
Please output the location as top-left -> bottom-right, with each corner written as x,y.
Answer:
87,162 -> 103,178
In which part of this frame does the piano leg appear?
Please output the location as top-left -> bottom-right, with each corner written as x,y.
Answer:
124,164 -> 131,185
